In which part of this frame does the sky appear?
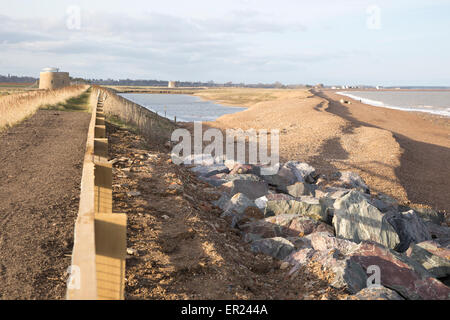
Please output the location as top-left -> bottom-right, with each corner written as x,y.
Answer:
1,0 -> 450,86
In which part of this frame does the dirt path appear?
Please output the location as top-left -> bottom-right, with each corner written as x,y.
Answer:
0,109 -> 90,299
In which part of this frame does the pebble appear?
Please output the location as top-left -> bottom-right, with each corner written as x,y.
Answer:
127,248 -> 137,256
280,262 -> 290,270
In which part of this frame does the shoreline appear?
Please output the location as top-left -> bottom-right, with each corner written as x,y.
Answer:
197,88 -> 449,212
334,90 -> 450,118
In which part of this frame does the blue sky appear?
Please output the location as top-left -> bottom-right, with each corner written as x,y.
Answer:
1,0 -> 449,85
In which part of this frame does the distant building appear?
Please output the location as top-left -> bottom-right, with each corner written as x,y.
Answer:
168,81 -> 177,88
39,67 -> 70,90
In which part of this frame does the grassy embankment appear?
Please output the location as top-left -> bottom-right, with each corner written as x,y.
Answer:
0,85 -> 90,130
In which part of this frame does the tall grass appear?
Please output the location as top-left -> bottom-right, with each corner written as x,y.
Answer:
0,85 -> 89,129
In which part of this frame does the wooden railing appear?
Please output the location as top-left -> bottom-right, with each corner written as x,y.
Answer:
67,90 -> 126,300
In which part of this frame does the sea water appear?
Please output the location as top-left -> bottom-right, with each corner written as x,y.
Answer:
337,90 -> 450,117
119,93 -> 246,122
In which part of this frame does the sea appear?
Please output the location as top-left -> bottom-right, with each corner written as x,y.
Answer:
118,93 -> 246,122
337,90 -> 450,117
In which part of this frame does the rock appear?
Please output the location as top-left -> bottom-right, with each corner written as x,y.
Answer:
255,196 -> 268,210
243,233 -> 263,243
240,214 -> 334,239
213,193 -> 231,210
315,187 -> 351,200
286,182 -> 314,197
386,210 -> 431,252
264,197 -> 329,223
199,176 -> 227,187
223,193 -> 255,215
284,161 -> 317,183
127,191 -> 141,197
350,242 -> 450,300
223,174 -> 262,182
333,190 -> 401,249
229,179 -> 269,200
346,286 -> 404,300
190,164 -> 229,177
250,237 -> 296,260
255,193 -> 295,210
412,207 -> 445,225
126,248 -> 137,256
261,165 -> 296,190
229,164 -> 260,176
336,171 -> 370,193
220,193 -> 261,228
425,222 -> 450,240
280,262 -> 290,270
286,233 -> 367,293
406,240 -> 450,278
261,161 -> 317,190
371,193 -> 398,213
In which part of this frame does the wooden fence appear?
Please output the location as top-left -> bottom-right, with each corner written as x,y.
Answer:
67,90 -> 127,300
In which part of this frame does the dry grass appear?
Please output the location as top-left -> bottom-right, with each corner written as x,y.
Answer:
0,85 -> 89,129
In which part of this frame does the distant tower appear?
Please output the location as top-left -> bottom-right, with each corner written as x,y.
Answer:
39,67 -> 71,90
168,81 -> 177,88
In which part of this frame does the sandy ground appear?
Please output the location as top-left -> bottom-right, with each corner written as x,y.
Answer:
200,88 -> 449,213
0,110 -> 90,299
107,122 -> 349,300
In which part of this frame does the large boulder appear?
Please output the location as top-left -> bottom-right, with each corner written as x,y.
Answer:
223,193 -> 255,214
264,197 -> 329,223
286,182 -> 315,197
350,242 -> 450,300
223,173 -> 262,182
406,240 -> 450,278
199,174 -> 228,187
370,193 -> 399,213
220,193 -> 261,228
213,193 -> 231,210
261,166 -> 297,191
336,171 -> 370,194
284,161 -> 317,184
260,161 -> 316,190
229,179 -> 269,200
411,207 -> 445,225
333,190 -> 401,250
346,286 -> 404,300
254,193 -> 294,210
315,187 -> 351,200
190,164 -> 229,177
385,210 -> 431,252
425,222 -> 450,241
229,164 -> 261,176
240,214 -> 334,239
250,237 -> 296,260
286,233 -> 367,294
